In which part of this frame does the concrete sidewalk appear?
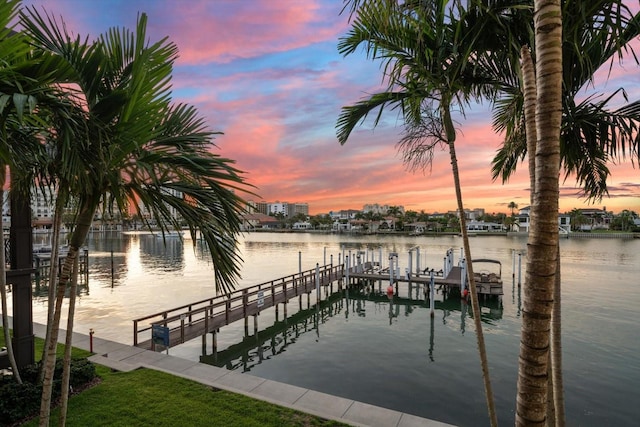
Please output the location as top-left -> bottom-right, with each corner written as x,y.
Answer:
27,322 -> 454,427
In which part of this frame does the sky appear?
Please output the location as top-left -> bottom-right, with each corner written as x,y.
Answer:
18,0 -> 640,215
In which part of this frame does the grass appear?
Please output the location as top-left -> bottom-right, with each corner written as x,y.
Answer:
1,327 -> 347,426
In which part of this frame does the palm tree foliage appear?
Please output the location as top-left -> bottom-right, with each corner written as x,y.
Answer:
491,0 -> 640,201
16,7 -> 252,425
21,7 -> 251,290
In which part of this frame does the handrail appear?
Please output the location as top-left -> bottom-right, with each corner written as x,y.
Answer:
133,263 -> 345,346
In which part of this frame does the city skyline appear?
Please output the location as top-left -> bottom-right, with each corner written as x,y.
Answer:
21,0 -> 640,215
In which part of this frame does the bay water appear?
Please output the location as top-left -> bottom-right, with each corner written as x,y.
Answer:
20,231 -> 640,426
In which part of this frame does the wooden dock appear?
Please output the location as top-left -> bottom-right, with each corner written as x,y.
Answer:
133,263 -> 348,351
133,251 -> 503,352
348,265 -> 503,296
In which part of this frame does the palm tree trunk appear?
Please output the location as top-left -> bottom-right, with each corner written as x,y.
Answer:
516,1 -> 562,424
38,246 -> 75,427
521,43 -> 565,426
0,168 -> 23,384
39,191 -> 66,383
39,200 -> 97,426
59,254 -> 79,426
442,103 -> 498,427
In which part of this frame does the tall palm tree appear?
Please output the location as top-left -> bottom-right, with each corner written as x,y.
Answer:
488,2 -> 640,423
512,1 -> 563,424
337,1 -> 499,424
21,9 -> 253,425
508,201 -> 518,217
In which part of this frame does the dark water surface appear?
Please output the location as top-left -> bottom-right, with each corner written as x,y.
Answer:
20,232 -> 640,426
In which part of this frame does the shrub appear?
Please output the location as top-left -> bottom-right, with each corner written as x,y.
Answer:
0,379 -> 41,425
0,358 -> 97,425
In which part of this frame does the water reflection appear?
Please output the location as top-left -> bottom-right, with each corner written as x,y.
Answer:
201,287 -> 503,372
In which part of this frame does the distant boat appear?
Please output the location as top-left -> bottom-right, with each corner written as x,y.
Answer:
471,258 -> 503,296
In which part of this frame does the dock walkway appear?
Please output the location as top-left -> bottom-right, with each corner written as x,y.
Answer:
133,263 -> 348,351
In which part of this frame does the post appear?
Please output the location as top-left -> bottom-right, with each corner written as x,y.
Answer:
324,247 -> 327,266
460,258 -> 466,297
111,249 -> 114,287
389,253 -> 396,285
517,252 -> 522,286
90,328 -> 94,353
345,255 -> 349,288
315,263 -> 320,303
299,251 -> 302,275
8,190 -> 35,369
512,249 -> 516,278
416,247 -> 421,275
430,271 -> 435,317
84,248 -> 89,284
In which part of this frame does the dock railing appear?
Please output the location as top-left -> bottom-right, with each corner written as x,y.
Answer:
133,263 -> 344,348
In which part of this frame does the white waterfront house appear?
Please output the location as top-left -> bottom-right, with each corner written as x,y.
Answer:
466,220 -> 504,232
515,206 -> 571,234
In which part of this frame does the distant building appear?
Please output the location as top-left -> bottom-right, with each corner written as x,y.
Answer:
240,213 -> 280,230
466,220 -> 503,232
515,206 -> 571,234
449,208 -> 485,220
290,203 -> 309,217
329,209 -> 360,221
577,208 -> 612,230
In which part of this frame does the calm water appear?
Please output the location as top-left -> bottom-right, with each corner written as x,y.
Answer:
15,232 -> 640,426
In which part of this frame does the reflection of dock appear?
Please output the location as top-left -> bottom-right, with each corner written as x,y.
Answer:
199,287 -> 503,372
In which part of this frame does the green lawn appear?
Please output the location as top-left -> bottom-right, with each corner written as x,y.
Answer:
1,327 -> 347,426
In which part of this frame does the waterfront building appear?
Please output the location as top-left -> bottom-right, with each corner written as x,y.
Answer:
515,206 -> 571,233
240,213 -> 280,230
576,207 -> 612,230
466,220 -> 504,232
448,208 -> 485,220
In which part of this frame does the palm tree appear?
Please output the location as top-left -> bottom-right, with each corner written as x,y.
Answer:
509,1 -> 563,423
337,1 -> 499,424
21,9 -> 253,425
488,2 -> 640,422
0,0 -> 81,383
508,201 -> 518,217
503,215 -> 516,232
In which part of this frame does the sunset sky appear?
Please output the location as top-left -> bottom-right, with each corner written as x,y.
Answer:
20,0 -> 640,215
